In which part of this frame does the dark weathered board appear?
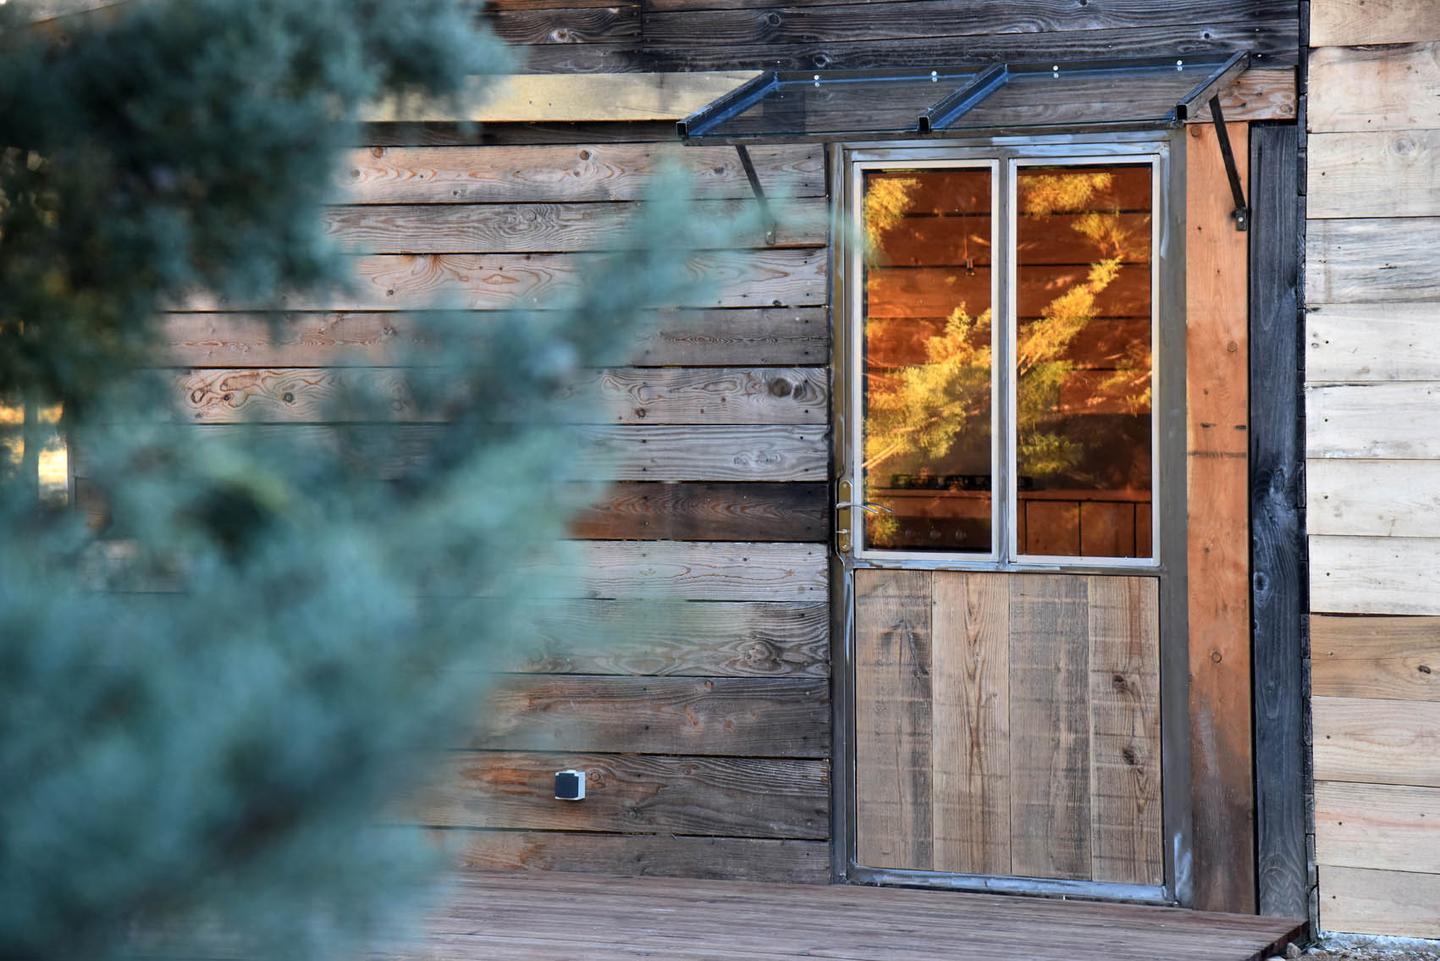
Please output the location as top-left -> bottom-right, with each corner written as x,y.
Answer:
571,482 -> 828,541
413,751 -> 829,838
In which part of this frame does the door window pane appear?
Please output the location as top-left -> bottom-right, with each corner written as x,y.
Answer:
1014,163 -> 1153,559
860,168 -> 993,553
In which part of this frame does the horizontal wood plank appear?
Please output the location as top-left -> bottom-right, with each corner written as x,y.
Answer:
487,7 -> 642,46
414,752 -> 828,838
1185,68 -> 1297,123
1307,459 -> 1440,539
172,366 -> 828,425
481,599 -> 829,676
1311,535 -> 1440,614
1313,694 -> 1440,785
449,830 -> 830,883
1307,382 -> 1440,459
1320,865 -> 1440,939
537,540 -> 828,601
1310,0 -> 1440,47
342,143 -> 825,204
1316,780 -> 1440,875
324,198 -> 827,253
162,308 -> 829,368
1307,302 -> 1440,383
571,482 -> 827,541
180,249 -> 828,312
1308,43 -> 1440,134
1312,613 -> 1440,701
475,675 -> 829,756
1307,218 -> 1440,305
1308,130 -> 1440,219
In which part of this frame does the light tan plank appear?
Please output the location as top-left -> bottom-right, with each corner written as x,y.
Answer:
1308,43 -> 1440,133
1086,576 -> 1163,886
1320,865 -> 1440,939
1308,130 -> 1440,220
1009,574 -> 1091,880
1307,302 -> 1440,383
364,72 -> 761,123
1311,535 -> 1440,614
1307,459 -> 1440,539
1313,614 -> 1440,703
1185,68 -> 1297,123
1307,218 -> 1440,305
1311,0 -> 1440,47
855,568 -> 934,871
1307,383 -> 1440,460
930,572 -> 1011,876
1316,781 -> 1440,875
180,249 -> 828,312
1313,694 -> 1440,786
342,143 -> 825,204
172,366 -> 827,425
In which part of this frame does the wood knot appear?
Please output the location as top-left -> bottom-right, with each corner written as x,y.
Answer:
1111,673 -> 1129,692
1210,649 -> 1223,663
578,149 -> 591,161
768,377 -> 794,398
1420,664 -> 1434,675
282,392 -> 295,404
1121,747 -> 1139,766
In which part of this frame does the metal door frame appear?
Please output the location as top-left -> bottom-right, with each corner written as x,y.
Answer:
827,129 -> 1192,905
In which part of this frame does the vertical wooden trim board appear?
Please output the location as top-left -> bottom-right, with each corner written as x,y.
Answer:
1185,121 -> 1256,914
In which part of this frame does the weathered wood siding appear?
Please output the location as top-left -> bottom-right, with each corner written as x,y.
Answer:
148,133 -> 833,882
1306,0 -> 1440,938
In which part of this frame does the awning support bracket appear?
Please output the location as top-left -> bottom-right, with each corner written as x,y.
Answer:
735,144 -> 777,246
1208,94 -> 1249,232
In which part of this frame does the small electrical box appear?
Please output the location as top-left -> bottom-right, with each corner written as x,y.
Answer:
554,769 -> 586,801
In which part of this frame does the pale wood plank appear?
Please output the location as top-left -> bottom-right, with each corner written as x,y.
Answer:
1308,130 -> 1440,219
1307,459 -> 1440,539
1184,68 -> 1297,123
1185,121 -> 1256,913
1308,43 -> 1440,134
539,541 -> 827,602
1311,535 -> 1440,614
1009,574 -> 1091,880
179,249 -> 829,312
1312,614 -> 1440,704
1310,0 -> 1440,47
1313,694 -> 1440,786
172,367 -> 827,425
1316,781 -> 1440,874
930,572 -> 1011,876
1086,576 -> 1163,886
1307,218 -> 1440,305
1307,382 -> 1440,459
1320,865 -> 1440,939
341,144 -> 825,204
855,568 -> 934,870
1307,302 -> 1440,383
364,72 -> 762,124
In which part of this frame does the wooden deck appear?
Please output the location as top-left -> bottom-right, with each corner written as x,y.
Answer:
385,872 -> 1308,961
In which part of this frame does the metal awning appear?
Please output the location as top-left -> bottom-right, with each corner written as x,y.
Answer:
677,53 -> 1248,143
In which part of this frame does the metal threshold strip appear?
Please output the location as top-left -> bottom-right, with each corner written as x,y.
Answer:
676,52 -> 1249,144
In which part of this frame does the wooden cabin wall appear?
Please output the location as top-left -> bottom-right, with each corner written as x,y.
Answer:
120,131 -> 836,883
1305,0 -> 1440,939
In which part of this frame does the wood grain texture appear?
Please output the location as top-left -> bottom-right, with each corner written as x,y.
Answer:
1185,121 -> 1256,914
451,831 -> 830,883
1316,781 -> 1440,875
485,599 -> 830,676
1320,865 -> 1440,939
855,568 -> 934,870
163,307 -> 829,369
173,366 -> 828,425
571,482 -> 827,541
1306,302 -> 1440,383
528,540 -> 828,601
1009,574 -> 1091,880
341,143 -> 825,204
1087,576 -> 1162,886
1308,130 -> 1440,219
1308,43 -> 1440,134
1306,218 -> 1440,305
476,675 -> 829,756
1185,68 -> 1298,123
1311,535 -> 1440,615
1313,694 -> 1440,786
415,752 -> 828,838
324,197 -> 827,253
1310,0 -> 1440,47
1308,383 -> 1440,460
1307,458 -> 1440,538
1312,614 -> 1440,701
930,572 -> 1010,876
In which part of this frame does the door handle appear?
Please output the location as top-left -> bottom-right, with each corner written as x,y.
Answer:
835,501 -> 894,515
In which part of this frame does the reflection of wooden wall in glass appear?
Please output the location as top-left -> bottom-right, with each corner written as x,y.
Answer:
1015,164 -> 1153,559
861,168 -> 993,553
